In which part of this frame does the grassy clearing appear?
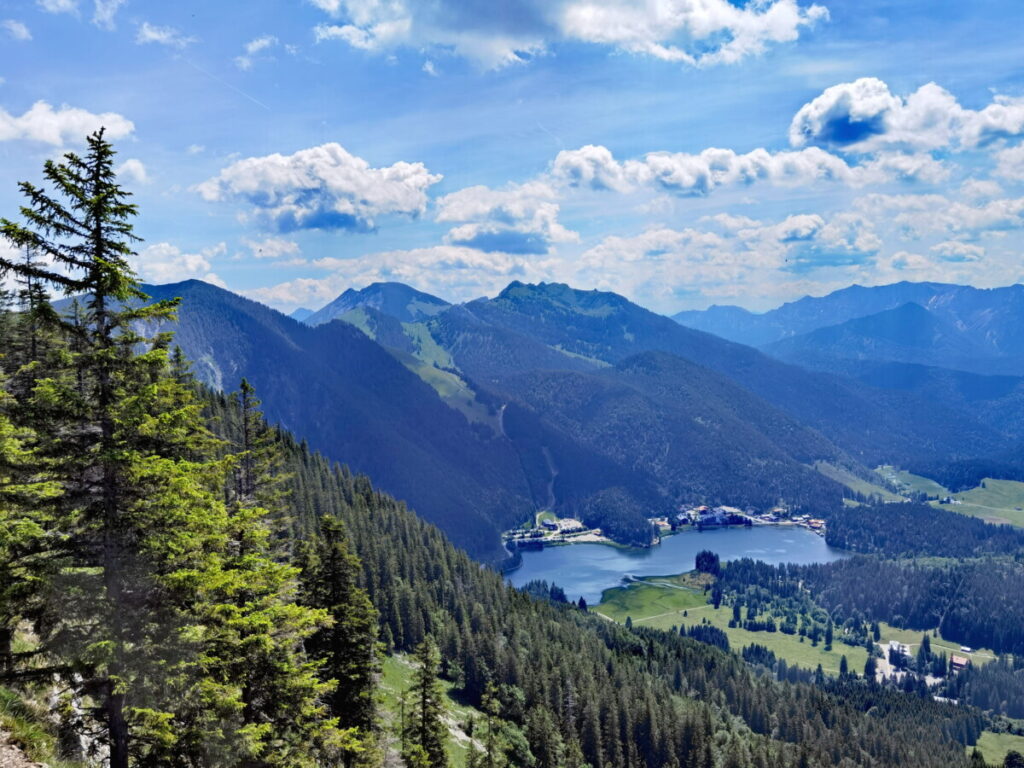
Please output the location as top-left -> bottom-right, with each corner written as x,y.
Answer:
970,730 -> 1024,764
939,478 -> 1024,527
877,623 -> 997,665
595,577 -> 868,675
815,462 -> 904,502
379,654 -> 483,768
0,686 -> 82,767
876,465 -> 949,498
597,579 -> 708,624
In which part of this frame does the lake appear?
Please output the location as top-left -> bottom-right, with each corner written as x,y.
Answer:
507,525 -> 848,605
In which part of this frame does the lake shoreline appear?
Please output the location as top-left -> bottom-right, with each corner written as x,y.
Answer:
506,524 -> 848,605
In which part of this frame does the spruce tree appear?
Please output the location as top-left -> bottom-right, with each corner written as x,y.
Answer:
0,381 -> 59,674
298,513 -> 380,761
403,636 -> 449,768
0,131 -> 340,767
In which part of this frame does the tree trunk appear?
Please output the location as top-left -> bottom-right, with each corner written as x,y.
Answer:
0,625 -> 11,673
107,686 -> 129,768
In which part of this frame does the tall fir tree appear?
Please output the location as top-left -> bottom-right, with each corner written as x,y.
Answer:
0,130 -> 341,767
403,636 -> 450,768
298,513 -> 380,765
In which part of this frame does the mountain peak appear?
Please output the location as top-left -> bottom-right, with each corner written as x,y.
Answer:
306,281 -> 450,326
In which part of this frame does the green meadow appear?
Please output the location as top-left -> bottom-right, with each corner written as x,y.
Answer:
596,576 -> 868,676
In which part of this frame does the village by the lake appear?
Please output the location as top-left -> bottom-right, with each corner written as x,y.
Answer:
504,504 -> 828,551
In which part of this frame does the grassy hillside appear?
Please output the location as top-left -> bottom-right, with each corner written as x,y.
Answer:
379,656 -> 484,768
877,623 -> 997,666
939,479 -> 1024,527
595,576 -> 868,676
877,465 -> 950,498
971,730 -> 1024,764
815,461 -> 904,502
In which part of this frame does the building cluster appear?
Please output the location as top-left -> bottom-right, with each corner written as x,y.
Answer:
673,505 -> 749,527
540,517 -> 586,534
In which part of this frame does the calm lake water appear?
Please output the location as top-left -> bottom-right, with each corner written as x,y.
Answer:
507,525 -> 848,605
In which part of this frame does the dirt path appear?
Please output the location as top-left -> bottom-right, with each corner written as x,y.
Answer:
0,732 -> 42,768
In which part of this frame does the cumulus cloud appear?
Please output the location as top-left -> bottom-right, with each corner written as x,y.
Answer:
436,181 -> 578,254
580,210 -> 879,293
236,35 -> 278,70
241,236 -> 301,260
559,0 -> 828,66
115,158 -> 148,185
136,21 -> 196,48
994,144 -> 1024,181
854,193 -> 1024,239
931,241 -> 984,262
551,144 -> 634,192
132,242 -> 226,286
37,0 -> 77,14
2,19 -> 32,40
195,142 -> 442,232
960,179 -> 1004,200
0,101 -> 134,146
310,0 -> 827,70
790,77 -> 1024,153
92,0 -> 126,29
552,143 -> 863,196
857,152 -> 950,184
248,244 -> 556,309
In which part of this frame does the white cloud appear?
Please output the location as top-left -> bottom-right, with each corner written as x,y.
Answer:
136,21 -> 196,48
960,179 -> 1003,200
309,0 -> 827,70
559,0 -> 828,67
422,60 -> 438,76
235,35 -> 278,70
790,77 -> 1024,153
92,0 -> 126,29
2,19 -> 31,41
195,142 -> 442,232
0,101 -> 134,146
37,0 -> 78,14
853,193 -> 1024,239
186,143 -> 205,155
857,152 -> 950,184
994,144 -> 1024,182
116,158 -> 148,185
132,242 -> 226,285
436,180 -> 577,254
551,144 -> 634,192
930,241 -> 984,262
553,143 -> 863,197
248,244 -> 555,309
241,236 -> 301,260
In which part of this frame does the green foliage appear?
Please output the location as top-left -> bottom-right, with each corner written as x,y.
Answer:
0,132 -> 341,768
297,514 -> 381,765
402,637 -> 449,768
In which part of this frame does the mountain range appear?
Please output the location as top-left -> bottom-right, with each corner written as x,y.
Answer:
113,278 -> 1024,560
675,281 -> 1024,376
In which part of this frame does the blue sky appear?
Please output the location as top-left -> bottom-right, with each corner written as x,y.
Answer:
1,0 -> 1023,313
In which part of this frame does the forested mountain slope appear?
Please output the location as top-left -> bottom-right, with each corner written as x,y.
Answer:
138,279 -> 532,560
113,280 -> 868,552
232,403 -> 987,768
458,281 -> 1011,467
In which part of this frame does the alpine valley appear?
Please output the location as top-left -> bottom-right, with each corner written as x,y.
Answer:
129,278 -> 1023,560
